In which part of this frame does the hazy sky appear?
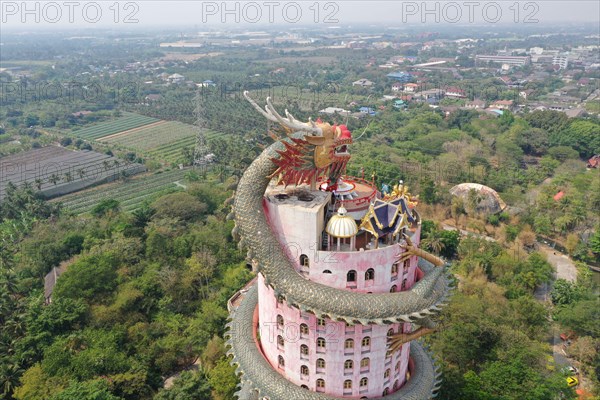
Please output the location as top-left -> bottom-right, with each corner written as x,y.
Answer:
1,1 -> 599,29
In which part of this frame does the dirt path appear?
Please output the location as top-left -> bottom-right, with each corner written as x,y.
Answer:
100,120 -> 167,141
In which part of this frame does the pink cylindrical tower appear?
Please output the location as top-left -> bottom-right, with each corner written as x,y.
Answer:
226,94 -> 449,400
255,181 -> 422,398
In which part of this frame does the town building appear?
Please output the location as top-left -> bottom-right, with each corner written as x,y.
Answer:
489,99 -> 514,110
444,87 -> 466,98
553,55 -> 569,70
387,71 -> 414,83
475,55 -> 530,66
465,99 -> 486,109
352,79 -> 374,87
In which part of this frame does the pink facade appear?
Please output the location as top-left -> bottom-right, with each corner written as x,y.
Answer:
255,186 -> 423,398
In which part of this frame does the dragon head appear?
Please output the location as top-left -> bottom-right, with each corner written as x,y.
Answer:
244,92 -> 352,187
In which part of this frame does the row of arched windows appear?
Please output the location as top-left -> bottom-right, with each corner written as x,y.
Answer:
346,268 -> 375,283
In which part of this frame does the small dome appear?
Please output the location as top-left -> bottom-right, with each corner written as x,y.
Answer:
326,206 -> 358,238
449,183 -> 507,215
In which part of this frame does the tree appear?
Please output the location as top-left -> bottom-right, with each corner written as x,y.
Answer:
207,358 -> 238,400
12,364 -> 65,400
438,230 -> 460,259
53,255 -> 118,301
516,128 -> 549,156
154,370 -> 211,400
420,177 -> 437,204
590,227 -> 600,260
49,380 -> 121,400
550,278 -> 580,306
152,193 -> 207,222
91,199 -> 120,218
555,299 -> 600,337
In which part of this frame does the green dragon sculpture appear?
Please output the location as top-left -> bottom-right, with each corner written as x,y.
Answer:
225,92 -> 452,399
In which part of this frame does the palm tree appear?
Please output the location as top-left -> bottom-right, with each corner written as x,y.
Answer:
422,235 -> 445,255
34,178 -> 43,190
49,174 -> 60,186
77,168 -> 86,180
63,172 -> 73,183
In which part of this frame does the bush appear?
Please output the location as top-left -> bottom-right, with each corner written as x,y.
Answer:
91,199 -> 120,218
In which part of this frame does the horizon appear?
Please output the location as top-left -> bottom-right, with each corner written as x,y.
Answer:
1,1 -> 599,31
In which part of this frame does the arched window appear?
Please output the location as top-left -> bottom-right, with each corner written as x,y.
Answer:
300,323 -> 309,336
361,336 -> 371,347
383,387 -> 389,396
277,335 -> 284,348
277,314 -> 284,328
277,295 -> 284,304
344,338 -> 354,350
301,385 -> 309,390
391,262 -> 399,276
316,379 -> 325,389
401,278 -> 407,290
323,269 -> 332,274
300,254 -> 309,267
347,270 -> 357,282
395,361 -> 400,371
278,355 -> 285,368
301,365 -> 309,376
316,358 -> 326,369
393,380 -> 400,389
384,368 -> 391,379
344,360 -> 353,370
317,318 -> 326,327
365,268 -> 375,281
300,344 -> 309,356
387,328 -> 395,337
390,285 -> 397,293
360,357 -> 370,370
360,377 -> 368,388
317,337 -> 326,350
344,380 -> 352,389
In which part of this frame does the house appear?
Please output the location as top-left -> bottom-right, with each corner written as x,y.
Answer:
391,82 -> 403,92
352,79 -> 374,87
387,71 -> 413,83
578,78 -> 590,86
358,107 -> 376,115
564,108 -> 586,118
489,100 -> 513,110
144,94 -> 161,102
393,99 -> 407,109
403,83 -> 419,92
319,107 -> 350,116
71,110 -> 93,118
444,86 -> 466,98
519,89 -> 534,100
44,264 -> 68,304
587,155 -> 600,168
465,99 -> 486,109
167,73 -> 185,84
198,79 -> 216,87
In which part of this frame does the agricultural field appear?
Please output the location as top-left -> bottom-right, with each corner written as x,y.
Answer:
54,168 -> 190,214
0,145 -> 145,201
69,112 -> 159,140
100,120 -> 229,164
100,120 -> 199,163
